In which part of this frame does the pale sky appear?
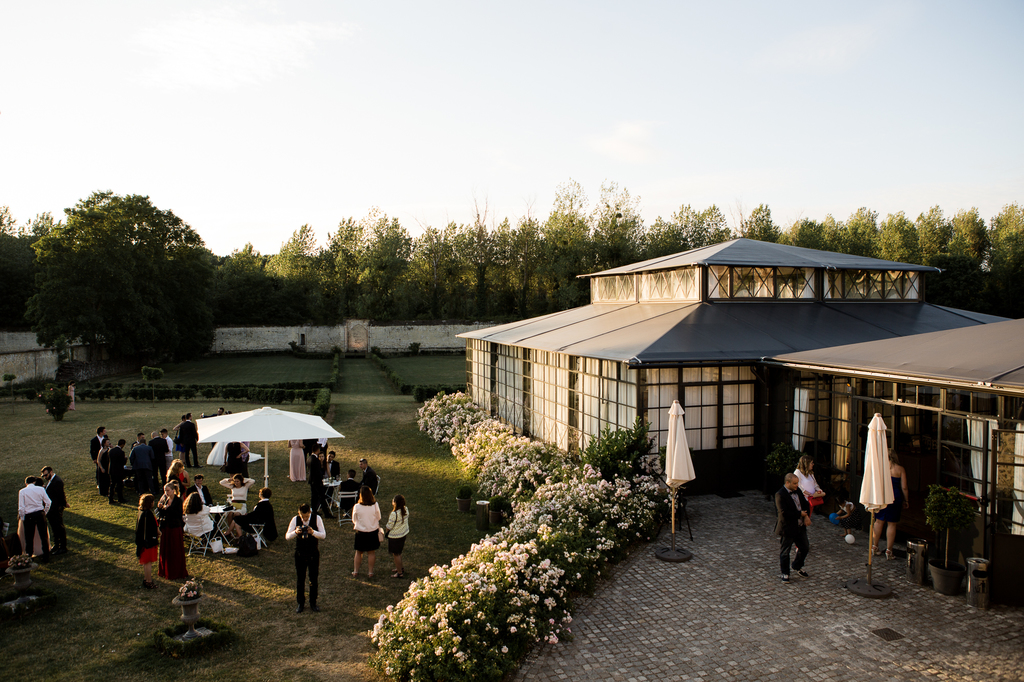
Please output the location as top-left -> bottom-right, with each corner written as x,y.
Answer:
2,1 -> 1021,256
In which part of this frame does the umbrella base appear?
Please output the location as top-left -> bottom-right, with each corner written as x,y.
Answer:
846,577 -> 893,598
655,547 -> 692,563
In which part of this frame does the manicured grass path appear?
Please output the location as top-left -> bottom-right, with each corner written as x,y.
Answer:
381,355 -> 466,386
105,355 -> 332,385
0,359 -> 477,681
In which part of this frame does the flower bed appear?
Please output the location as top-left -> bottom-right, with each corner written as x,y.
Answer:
416,391 -> 489,445
374,395 -> 663,681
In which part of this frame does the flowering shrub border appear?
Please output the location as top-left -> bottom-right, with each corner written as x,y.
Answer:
374,395 -> 663,681
416,391 -> 489,445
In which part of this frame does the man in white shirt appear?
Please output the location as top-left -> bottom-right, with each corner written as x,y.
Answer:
19,476 -> 52,562
285,503 -> 325,613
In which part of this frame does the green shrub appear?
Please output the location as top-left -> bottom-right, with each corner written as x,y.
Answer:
311,388 -> 331,418
924,484 -> 976,568
580,416 -> 653,481
153,618 -> 236,658
766,442 -> 800,476
457,485 -> 473,499
488,495 -> 510,516
38,384 -> 72,421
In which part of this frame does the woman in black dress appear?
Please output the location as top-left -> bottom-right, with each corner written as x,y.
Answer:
135,494 -> 159,589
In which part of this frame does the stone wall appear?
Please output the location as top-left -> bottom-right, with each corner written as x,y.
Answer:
211,325 -> 346,353
0,332 -> 104,384
210,321 -> 487,355
367,321 -> 487,354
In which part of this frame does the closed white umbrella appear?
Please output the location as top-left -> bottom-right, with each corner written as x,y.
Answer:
847,413 -> 894,598
656,401 -> 695,563
197,407 -> 344,487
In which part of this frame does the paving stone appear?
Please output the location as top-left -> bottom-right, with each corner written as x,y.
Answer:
512,492 -> 1024,682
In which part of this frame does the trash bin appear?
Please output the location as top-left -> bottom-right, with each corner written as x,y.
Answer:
906,538 -> 929,585
966,557 -> 990,609
476,500 -> 490,531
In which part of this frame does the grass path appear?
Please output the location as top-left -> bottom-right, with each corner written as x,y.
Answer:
0,359 -> 478,681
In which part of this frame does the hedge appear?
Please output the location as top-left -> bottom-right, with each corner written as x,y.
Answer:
369,353 -> 464,402
153,617 -> 236,658
311,388 -> 332,418
74,383 -> 325,403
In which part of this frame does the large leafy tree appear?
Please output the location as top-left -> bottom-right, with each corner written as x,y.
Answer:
539,179 -> 593,312
987,202 -> 1024,318
356,210 -> 412,319
740,204 -> 782,243
877,211 -> 922,264
26,191 -> 214,360
0,207 -> 41,328
591,181 -> 644,270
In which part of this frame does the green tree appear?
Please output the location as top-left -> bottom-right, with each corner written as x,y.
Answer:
840,207 -> 879,258
0,208 -> 40,328
987,202 -> 1024,318
740,204 -> 782,243
591,181 -> 644,270
211,243 -> 309,325
409,222 -> 464,318
357,210 -> 412,319
925,254 -> 987,313
323,218 -> 363,320
539,180 -> 593,312
948,208 -> 989,264
26,191 -> 214,360
916,206 -> 952,265
877,211 -> 921,264
646,204 -> 731,258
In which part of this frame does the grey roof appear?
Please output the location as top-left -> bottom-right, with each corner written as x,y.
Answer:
459,301 -> 1001,365
772,316 -> 1024,390
584,238 -> 939,277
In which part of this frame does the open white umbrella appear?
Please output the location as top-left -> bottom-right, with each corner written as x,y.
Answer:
198,407 -> 344,487
656,401 -> 695,563
847,413 -> 894,598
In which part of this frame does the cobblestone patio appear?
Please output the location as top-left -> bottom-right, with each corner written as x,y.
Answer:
513,492 -> 1024,682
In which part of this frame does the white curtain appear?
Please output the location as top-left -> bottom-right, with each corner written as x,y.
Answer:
967,419 -> 986,497
1015,424 -> 1024,535
793,388 -> 810,452
834,396 -> 851,472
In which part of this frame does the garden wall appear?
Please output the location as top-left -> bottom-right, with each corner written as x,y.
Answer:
0,331 -> 101,384
211,325 -> 346,353
209,321 -> 489,355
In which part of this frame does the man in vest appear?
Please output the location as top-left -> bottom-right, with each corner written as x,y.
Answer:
285,503 -> 325,613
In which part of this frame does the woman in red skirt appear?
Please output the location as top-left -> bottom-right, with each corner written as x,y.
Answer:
135,494 -> 160,589
157,483 -> 189,580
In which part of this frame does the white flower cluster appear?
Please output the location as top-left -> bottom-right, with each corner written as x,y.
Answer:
416,391 -> 490,445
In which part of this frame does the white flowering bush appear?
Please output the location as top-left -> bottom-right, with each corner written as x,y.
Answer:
477,438 -> 569,503
416,391 -> 489,445
370,539 -> 572,681
450,418 -> 513,474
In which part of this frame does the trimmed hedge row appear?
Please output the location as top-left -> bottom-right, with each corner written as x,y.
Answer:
75,384 -> 325,403
311,387 -> 332,418
368,352 -> 463,402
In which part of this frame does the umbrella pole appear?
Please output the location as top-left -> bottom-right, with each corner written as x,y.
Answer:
866,510 -> 876,584
264,442 -> 269,488
670,487 -> 677,552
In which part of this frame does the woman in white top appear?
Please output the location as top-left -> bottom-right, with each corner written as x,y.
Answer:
794,455 -> 825,517
183,492 -> 215,536
384,494 -> 409,579
220,474 -> 255,527
351,486 -> 382,578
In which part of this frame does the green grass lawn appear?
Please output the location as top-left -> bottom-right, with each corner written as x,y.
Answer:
102,355 -> 332,385
0,359 -> 477,681
381,355 -> 466,387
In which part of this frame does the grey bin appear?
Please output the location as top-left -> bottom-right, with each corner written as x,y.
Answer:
966,557 -> 990,609
476,500 -> 490,532
906,538 -> 929,585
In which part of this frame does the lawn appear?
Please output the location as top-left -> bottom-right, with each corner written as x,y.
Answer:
102,355 -> 333,385
380,355 -> 466,387
0,358 -> 478,681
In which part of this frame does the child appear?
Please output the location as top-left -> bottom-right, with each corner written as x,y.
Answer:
830,493 -> 863,537
135,494 -> 159,589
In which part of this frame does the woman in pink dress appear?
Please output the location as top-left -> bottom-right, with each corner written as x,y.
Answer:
288,439 -> 306,482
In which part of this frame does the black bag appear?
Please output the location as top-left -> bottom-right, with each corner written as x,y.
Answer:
237,534 -> 259,557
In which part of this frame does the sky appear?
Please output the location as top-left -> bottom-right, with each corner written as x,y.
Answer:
1,1 -> 1022,257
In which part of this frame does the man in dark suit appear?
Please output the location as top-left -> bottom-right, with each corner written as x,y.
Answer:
107,439 -> 128,504
177,413 -> 200,468
307,447 -> 333,519
40,467 -> 69,555
229,487 -> 278,543
338,469 -> 361,517
185,474 -> 214,506
775,473 -> 811,584
359,458 -> 378,494
325,451 -> 341,479
129,433 -> 158,496
150,431 -> 171,485
90,426 -> 106,494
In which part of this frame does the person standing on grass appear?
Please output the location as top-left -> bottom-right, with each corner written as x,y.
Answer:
286,503 -> 325,613
175,413 -> 200,468
157,483 -> 188,580
307,445 -> 333,519
96,436 -> 111,498
40,466 -> 69,555
150,430 -> 170,486
130,433 -> 158,497
135,494 -> 159,589
90,426 -> 106,494
385,494 -> 409,578
352,486 -> 381,578
19,476 -> 51,562
359,457 -> 378,494
107,439 -> 128,504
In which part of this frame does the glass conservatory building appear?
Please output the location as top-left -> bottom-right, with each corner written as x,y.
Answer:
460,239 -> 1024,605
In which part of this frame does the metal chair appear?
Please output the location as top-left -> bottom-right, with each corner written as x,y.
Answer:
249,523 -> 267,549
184,516 -> 215,556
337,491 -> 359,525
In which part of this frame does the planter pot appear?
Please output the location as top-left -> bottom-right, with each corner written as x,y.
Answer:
172,595 -> 204,640
5,564 -> 38,591
456,497 -> 471,513
929,560 -> 966,596
488,510 -> 504,526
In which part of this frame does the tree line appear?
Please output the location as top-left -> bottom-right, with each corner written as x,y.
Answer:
1,182 -> 1022,360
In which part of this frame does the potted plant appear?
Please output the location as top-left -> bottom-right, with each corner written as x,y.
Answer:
457,485 -> 473,513
924,484 -> 976,595
4,554 -> 38,591
764,442 -> 800,495
171,578 -> 206,640
488,495 -> 510,525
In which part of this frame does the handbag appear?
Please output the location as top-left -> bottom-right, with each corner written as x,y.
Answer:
209,538 -> 224,554
806,492 -> 825,508
377,528 -> 385,543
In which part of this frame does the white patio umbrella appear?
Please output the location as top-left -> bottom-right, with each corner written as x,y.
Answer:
197,407 -> 344,487
847,413 -> 894,598
656,401 -> 695,563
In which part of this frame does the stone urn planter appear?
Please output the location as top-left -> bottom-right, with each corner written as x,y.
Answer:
488,510 -> 503,525
929,561 -> 966,596
457,497 -> 471,513
5,563 -> 38,592
171,595 -> 205,640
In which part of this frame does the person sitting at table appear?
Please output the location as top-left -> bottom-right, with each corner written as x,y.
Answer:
185,473 -> 214,505
326,451 -> 341,479
183,491 -> 215,537
228,487 -> 278,542
220,473 -> 255,509
338,469 -> 361,516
